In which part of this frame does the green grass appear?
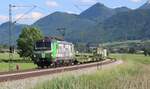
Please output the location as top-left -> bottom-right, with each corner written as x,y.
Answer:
0,53 -> 23,60
103,40 -> 142,46
111,53 -> 150,64
0,53 -> 36,72
0,62 -> 37,72
33,54 -> 150,89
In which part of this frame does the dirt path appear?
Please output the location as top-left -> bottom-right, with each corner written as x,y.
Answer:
0,60 -> 123,89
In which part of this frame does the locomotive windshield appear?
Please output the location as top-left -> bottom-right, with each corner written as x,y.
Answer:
35,41 -> 51,49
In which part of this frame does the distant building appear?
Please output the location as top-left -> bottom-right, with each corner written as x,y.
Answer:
96,47 -> 108,57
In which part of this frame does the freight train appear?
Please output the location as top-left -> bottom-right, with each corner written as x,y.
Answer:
33,37 -> 107,68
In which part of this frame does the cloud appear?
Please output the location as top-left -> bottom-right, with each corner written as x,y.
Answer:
15,14 -> 25,19
0,15 -> 8,21
31,12 -> 44,20
66,11 -> 78,14
15,12 -> 44,20
130,0 -> 142,3
79,0 -> 97,4
46,0 -> 59,8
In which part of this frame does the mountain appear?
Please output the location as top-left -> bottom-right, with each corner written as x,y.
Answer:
79,3 -> 131,23
0,2 -> 150,44
115,7 -> 131,13
100,9 -> 150,41
0,22 -> 26,44
33,11 -> 96,42
139,1 -> 150,9
76,9 -> 150,43
79,3 -> 115,23
33,3 -> 132,42
33,12 -> 78,35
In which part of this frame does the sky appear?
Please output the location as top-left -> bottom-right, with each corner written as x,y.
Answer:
0,0 -> 148,24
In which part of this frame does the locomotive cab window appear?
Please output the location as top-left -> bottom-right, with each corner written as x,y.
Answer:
36,42 -> 44,48
45,41 -> 51,47
35,41 -> 51,50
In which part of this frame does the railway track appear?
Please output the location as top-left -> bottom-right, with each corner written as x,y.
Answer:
0,59 -> 115,82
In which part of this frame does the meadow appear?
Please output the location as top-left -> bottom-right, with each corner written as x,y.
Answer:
33,54 -> 150,89
0,63 -> 37,72
0,53 -> 22,61
0,53 -> 36,72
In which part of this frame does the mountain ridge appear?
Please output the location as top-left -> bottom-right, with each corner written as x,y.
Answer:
139,1 -> 150,9
0,2 -> 150,44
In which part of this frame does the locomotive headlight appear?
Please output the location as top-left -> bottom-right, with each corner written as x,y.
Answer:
42,53 -> 45,58
33,54 -> 36,58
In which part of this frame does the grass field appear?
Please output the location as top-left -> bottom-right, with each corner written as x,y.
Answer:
0,63 -> 37,72
32,54 -> 150,89
0,53 -> 23,60
0,53 -> 36,72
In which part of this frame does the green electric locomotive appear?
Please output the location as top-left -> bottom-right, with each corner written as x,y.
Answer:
33,37 -> 75,68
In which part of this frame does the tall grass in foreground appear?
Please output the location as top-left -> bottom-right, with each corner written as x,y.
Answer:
33,54 -> 150,89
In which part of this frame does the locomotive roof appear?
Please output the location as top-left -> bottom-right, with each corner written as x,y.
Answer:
57,40 -> 73,45
36,36 -> 73,45
45,36 -> 64,41
37,36 -> 63,42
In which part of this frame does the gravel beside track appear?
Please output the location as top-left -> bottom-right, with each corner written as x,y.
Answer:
0,59 -> 123,89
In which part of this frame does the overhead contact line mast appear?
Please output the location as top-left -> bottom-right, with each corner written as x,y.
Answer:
8,4 -> 36,71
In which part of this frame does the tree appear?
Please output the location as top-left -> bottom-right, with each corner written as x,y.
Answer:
143,48 -> 148,56
128,47 -> 136,54
17,26 -> 43,59
143,48 -> 150,56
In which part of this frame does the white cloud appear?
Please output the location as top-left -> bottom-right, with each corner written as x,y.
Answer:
46,0 -> 59,8
15,12 -> 44,20
130,0 -> 142,3
15,14 -> 25,20
66,11 -> 78,14
79,0 -> 97,4
0,15 -> 8,21
31,12 -> 44,20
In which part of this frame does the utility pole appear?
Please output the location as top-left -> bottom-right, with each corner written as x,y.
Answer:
8,4 -> 36,71
9,4 -> 13,71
